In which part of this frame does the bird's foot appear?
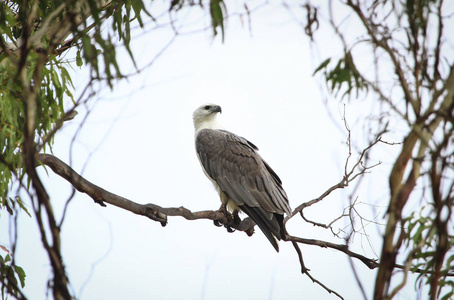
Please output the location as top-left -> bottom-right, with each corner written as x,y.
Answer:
225,226 -> 235,233
213,204 -> 229,227
216,206 -> 236,233
232,211 -> 241,226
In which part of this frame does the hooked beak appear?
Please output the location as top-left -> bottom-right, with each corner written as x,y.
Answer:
212,105 -> 222,114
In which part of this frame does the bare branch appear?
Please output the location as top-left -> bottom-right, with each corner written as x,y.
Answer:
300,209 -> 348,229
346,0 -> 420,116
286,121 -> 383,223
291,241 -> 344,299
35,153 -> 257,234
286,235 -> 379,269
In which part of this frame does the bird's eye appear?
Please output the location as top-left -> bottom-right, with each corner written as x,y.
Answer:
204,105 -> 211,110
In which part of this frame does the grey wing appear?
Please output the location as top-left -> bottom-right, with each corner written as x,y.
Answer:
196,129 -> 291,249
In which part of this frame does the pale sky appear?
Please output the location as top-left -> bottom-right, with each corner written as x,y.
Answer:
0,1 -> 419,299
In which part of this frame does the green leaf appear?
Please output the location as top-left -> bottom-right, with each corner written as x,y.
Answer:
130,0 -> 149,27
14,265 -> 26,288
16,197 -> 31,217
76,50 -> 83,67
113,9 -> 122,40
313,58 -> 331,75
441,291 -> 454,300
413,223 -> 426,245
210,0 -> 226,42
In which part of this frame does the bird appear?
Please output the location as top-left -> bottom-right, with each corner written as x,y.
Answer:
193,103 -> 292,252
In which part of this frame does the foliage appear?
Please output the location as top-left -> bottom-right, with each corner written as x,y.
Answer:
209,0 -> 226,42
404,209 -> 454,300
309,0 -> 454,298
0,0 -> 146,208
313,52 -> 368,99
0,246 -> 26,299
0,0 -> 151,298
0,0 -> 228,298
169,0 -> 226,41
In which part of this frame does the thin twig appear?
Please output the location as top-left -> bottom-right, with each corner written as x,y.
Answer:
291,241 -> 345,299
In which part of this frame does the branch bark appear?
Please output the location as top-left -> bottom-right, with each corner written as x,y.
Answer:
375,64 -> 454,300
35,153 -> 257,233
36,153 -> 381,270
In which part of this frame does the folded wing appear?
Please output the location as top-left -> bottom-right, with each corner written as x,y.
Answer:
195,128 -> 291,251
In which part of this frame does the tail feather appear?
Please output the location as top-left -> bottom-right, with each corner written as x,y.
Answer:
240,205 -> 285,252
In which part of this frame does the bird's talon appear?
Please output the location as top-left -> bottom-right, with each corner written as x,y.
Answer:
225,225 -> 235,233
218,207 -> 233,222
233,213 -> 241,226
213,220 -> 222,227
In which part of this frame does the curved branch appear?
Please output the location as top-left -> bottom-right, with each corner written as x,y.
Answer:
35,153 -> 255,233
291,241 -> 344,299
35,152 -> 379,273
36,153 -> 454,283
286,235 -> 379,269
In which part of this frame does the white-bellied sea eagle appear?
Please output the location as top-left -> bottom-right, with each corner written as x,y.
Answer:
193,104 -> 291,252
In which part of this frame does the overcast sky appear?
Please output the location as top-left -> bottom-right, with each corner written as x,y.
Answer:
0,1 -> 419,299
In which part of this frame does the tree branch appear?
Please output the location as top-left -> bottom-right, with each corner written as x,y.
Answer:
286,235 -> 379,269
285,128 -> 382,223
346,0 -> 420,116
35,153 -> 379,272
291,241 -> 344,299
35,153 -> 256,234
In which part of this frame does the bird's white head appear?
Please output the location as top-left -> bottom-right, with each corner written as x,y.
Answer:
193,103 -> 223,133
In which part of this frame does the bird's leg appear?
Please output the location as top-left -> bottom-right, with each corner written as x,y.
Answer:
232,210 -> 241,226
214,202 -> 237,233
213,202 -> 229,227
219,201 -> 228,212
224,210 -> 242,233
223,205 -> 236,233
